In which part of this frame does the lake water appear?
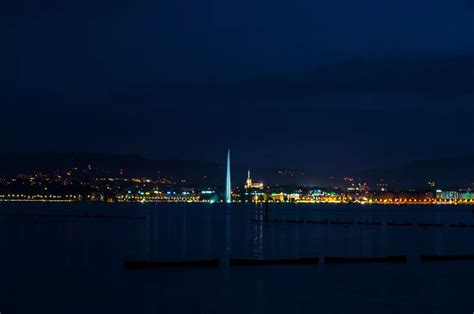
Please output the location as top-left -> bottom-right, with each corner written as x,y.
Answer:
1,202 -> 474,314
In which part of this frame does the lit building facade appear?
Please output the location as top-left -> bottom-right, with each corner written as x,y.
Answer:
245,169 -> 264,189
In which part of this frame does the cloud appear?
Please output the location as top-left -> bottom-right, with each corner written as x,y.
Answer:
221,54 -> 474,100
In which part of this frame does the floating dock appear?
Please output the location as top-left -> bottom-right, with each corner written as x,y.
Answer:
124,258 -> 220,269
250,218 -> 474,230
229,257 -> 319,266
0,213 -> 145,219
357,221 -> 383,225
387,222 -> 413,226
417,223 -> 444,227
306,220 -> 329,224
421,254 -> 474,262
448,223 -> 474,228
324,256 -> 407,264
330,221 -> 354,225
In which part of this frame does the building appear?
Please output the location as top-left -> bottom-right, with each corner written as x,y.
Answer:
245,169 -> 264,189
436,190 -> 459,201
458,191 -> 473,201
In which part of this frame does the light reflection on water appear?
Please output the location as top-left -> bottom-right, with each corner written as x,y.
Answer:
253,206 -> 264,259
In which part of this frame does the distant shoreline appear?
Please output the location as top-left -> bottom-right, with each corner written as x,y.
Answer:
0,198 -> 472,205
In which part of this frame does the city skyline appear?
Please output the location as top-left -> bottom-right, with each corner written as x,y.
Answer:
0,149 -> 472,204
0,150 -> 473,188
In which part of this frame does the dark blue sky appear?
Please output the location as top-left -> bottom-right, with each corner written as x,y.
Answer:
1,0 -> 473,174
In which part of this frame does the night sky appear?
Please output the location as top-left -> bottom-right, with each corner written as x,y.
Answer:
1,0 -> 473,175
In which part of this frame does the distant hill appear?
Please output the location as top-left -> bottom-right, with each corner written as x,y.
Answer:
231,54 -> 474,99
355,155 -> 474,190
0,152 -> 472,189
105,54 -> 474,106
0,152 -> 315,187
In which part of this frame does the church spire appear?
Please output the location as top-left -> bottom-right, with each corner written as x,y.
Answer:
245,168 -> 252,189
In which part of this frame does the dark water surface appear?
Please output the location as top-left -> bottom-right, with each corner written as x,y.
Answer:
1,202 -> 474,314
